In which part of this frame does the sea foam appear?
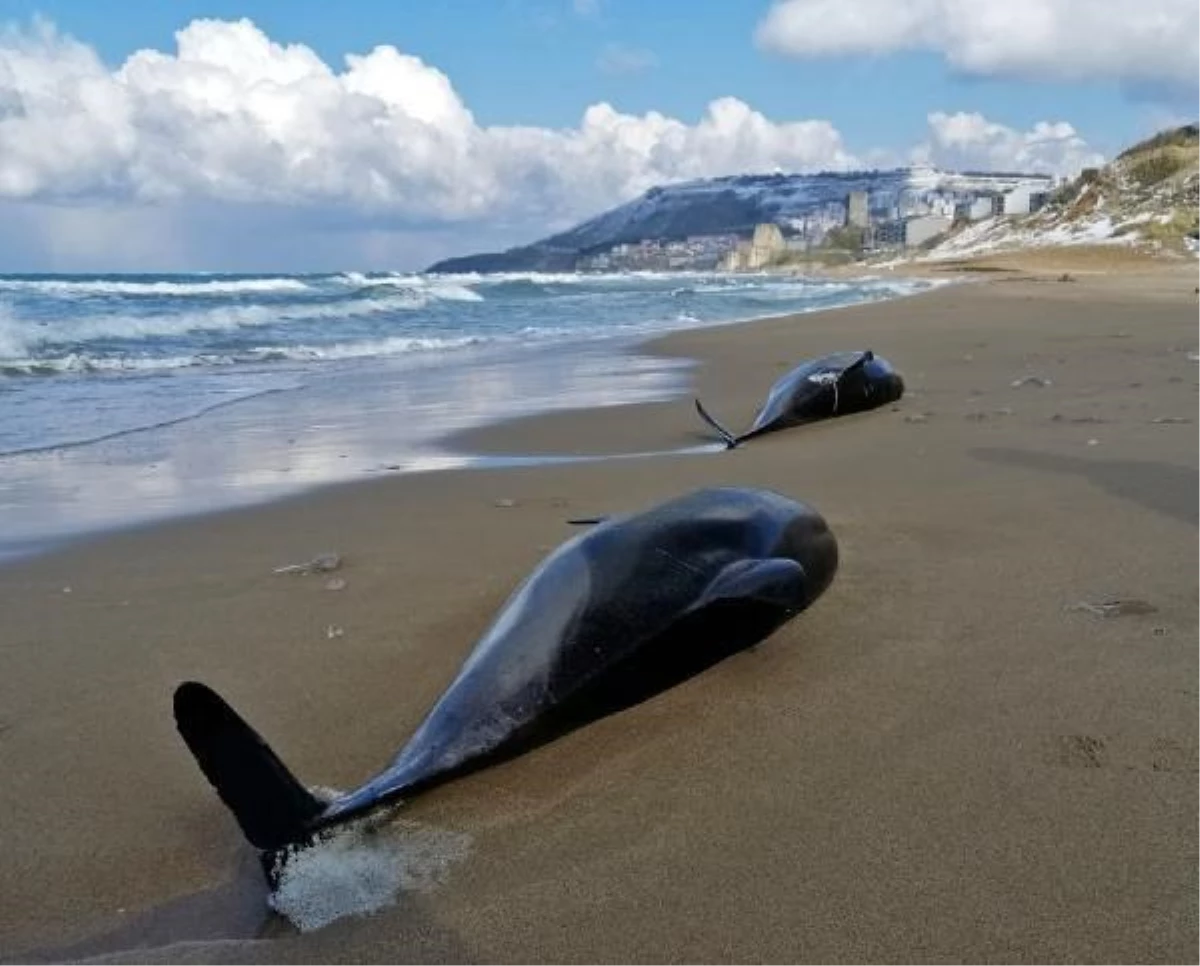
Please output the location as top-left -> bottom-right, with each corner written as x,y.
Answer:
268,808 -> 471,933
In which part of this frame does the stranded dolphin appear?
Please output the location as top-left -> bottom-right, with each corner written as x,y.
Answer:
174,486 -> 838,868
695,350 -> 905,449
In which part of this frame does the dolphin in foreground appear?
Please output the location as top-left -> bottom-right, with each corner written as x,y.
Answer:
174,487 -> 838,872
695,350 -> 905,449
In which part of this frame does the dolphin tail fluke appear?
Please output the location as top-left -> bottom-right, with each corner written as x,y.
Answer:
694,398 -> 740,450
173,681 -> 325,853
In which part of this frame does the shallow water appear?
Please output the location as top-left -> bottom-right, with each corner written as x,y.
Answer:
0,340 -> 698,559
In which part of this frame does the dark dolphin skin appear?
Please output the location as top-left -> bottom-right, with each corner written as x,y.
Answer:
695,350 -> 905,449
174,487 -> 838,864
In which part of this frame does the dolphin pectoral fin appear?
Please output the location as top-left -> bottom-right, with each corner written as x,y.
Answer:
567,516 -> 610,526
691,558 -> 807,612
694,398 -> 740,449
173,682 -> 325,852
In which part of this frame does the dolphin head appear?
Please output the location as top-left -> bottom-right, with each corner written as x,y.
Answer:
783,509 -> 839,609
861,354 -> 905,404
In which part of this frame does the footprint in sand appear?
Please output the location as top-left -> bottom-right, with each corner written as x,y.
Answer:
1051,734 -> 1107,768
1044,735 -> 1199,774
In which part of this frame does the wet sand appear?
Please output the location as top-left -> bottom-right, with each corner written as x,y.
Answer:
0,262 -> 1196,963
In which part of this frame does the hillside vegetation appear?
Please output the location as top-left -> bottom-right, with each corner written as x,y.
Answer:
927,124 -> 1199,260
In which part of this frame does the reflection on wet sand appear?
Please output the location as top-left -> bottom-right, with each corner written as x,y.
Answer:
0,340 -> 699,561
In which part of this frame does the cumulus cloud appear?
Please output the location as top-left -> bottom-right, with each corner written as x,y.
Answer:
912,111 -> 1106,176
755,0 -> 1199,90
0,17 -> 858,227
0,17 -> 1110,268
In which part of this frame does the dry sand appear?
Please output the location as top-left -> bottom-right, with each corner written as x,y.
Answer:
0,262 -> 1196,964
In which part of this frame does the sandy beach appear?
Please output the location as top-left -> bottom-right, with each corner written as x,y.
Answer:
1,260 -> 1196,963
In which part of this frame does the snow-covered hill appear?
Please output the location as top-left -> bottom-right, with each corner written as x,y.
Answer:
427,166 -> 1051,273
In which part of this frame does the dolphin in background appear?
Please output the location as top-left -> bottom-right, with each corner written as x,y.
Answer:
695,350 -> 905,449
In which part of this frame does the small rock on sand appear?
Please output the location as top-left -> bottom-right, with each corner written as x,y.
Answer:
326,624 -> 345,640
494,499 -> 518,508
324,577 -> 347,592
1012,375 -> 1052,388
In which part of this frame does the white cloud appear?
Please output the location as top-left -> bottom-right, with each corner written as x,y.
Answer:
912,111 -> 1106,175
0,17 -> 859,226
596,42 -> 658,75
755,0 -> 1199,90
0,17 -> 1109,269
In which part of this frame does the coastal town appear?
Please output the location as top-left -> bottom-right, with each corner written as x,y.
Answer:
576,164 -> 1061,271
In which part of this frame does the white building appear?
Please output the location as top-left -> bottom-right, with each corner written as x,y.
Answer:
904,215 -> 953,248
1000,185 -> 1036,215
867,214 -> 952,250
970,196 -> 998,220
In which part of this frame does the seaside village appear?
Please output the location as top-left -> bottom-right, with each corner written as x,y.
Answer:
578,165 -> 1062,272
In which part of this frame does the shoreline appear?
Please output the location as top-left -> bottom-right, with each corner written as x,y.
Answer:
0,260 -> 1195,963
0,272 -> 942,567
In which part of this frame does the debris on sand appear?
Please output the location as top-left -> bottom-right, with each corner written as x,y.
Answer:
326,624 -> 345,640
1011,375 -> 1052,388
1066,598 -> 1157,619
325,578 -> 347,592
965,408 -> 1013,422
1051,413 -> 1107,424
274,552 -> 343,576
1151,416 -> 1192,424
494,499 -> 518,508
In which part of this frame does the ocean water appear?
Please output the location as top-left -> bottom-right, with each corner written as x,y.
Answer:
0,270 -> 933,556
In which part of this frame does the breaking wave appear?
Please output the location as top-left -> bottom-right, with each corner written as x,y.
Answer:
0,271 -> 938,378
0,276 -> 313,297
334,272 -> 484,302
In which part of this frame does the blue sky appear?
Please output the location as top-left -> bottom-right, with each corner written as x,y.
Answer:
6,0 -> 1190,153
0,0 -> 1195,269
